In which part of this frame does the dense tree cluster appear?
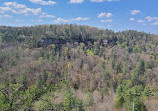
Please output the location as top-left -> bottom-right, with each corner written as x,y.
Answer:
0,24 -> 158,111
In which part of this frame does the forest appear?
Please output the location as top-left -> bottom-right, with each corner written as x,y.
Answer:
0,24 -> 158,111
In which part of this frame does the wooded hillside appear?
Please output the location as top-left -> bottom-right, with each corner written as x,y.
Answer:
0,24 -> 158,111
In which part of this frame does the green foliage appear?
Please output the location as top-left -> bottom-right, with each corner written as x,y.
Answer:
85,93 -> 94,107
34,91 -> 55,111
103,68 -> 110,80
128,85 -> 143,100
116,41 -> 127,49
0,33 -> 2,44
61,90 -> 85,111
114,62 -> 121,74
132,59 -> 146,85
143,86 -> 153,97
57,53 -> 59,61
131,68 -> 139,84
99,61 -> 105,69
122,65 -> 128,74
10,61 -> 16,68
36,71 -> 48,88
111,57 -> 115,69
0,24 -> 157,111
0,82 -> 23,111
0,68 -> 2,76
116,41 -> 121,47
115,96 -> 125,109
49,55 -> 53,63
86,49 -> 93,56
34,100 -> 48,110
93,42 -> 99,55
137,59 -> 146,74
52,44 -> 56,49
17,74 -> 27,88
38,57 -> 43,64
115,83 -> 152,110
127,47 -> 133,53
128,99 -> 147,111
134,45 -> 141,53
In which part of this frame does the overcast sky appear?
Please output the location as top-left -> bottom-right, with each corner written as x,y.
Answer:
0,0 -> 158,34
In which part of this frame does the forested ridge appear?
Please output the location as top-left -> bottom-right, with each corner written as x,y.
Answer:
0,24 -> 158,111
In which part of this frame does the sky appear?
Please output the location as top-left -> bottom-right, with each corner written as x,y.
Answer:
0,0 -> 158,34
